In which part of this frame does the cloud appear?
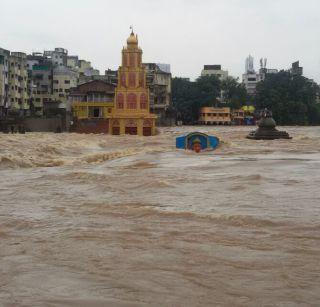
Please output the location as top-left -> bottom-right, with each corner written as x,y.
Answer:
1,0 -> 319,81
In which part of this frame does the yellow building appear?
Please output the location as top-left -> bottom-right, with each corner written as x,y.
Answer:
110,31 -> 156,136
232,109 -> 245,125
70,80 -> 115,133
199,107 -> 231,125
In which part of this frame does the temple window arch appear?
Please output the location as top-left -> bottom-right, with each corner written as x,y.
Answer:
143,119 -> 152,127
117,93 -> 124,109
121,73 -> 126,87
112,120 -> 120,127
129,73 -> 136,87
140,93 -> 147,109
127,93 -> 137,109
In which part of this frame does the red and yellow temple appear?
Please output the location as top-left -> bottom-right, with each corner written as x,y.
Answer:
111,31 -> 156,136
71,31 -> 156,136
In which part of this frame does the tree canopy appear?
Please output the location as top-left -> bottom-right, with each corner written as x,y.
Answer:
221,77 -> 247,109
172,75 -> 247,124
256,71 -> 320,125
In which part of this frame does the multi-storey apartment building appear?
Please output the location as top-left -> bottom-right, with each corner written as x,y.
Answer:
52,66 -> 78,108
243,56 -> 278,96
144,63 -> 172,121
201,65 -> 228,80
8,52 -> 29,114
44,47 -> 68,67
67,55 -> 79,70
0,48 -> 10,116
27,53 -> 54,115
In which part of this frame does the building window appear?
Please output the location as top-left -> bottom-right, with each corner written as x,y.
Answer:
128,73 -> 136,87
64,80 -> 70,84
117,93 -> 124,109
140,93 -> 147,109
127,93 -> 137,109
53,80 -> 58,84
89,106 -> 102,118
35,74 -> 43,80
121,73 -> 126,87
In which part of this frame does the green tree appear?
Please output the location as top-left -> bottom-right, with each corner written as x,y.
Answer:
194,75 -> 221,107
256,71 -> 320,125
221,77 -> 247,109
172,75 -> 221,124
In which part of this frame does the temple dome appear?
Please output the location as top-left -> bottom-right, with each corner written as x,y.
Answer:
127,32 -> 138,45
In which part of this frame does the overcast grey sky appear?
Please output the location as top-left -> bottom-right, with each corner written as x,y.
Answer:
1,0 -> 320,82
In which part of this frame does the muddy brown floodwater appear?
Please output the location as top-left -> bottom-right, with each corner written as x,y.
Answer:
0,126 -> 320,306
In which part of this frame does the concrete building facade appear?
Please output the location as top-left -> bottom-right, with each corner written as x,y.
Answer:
70,80 -> 115,133
199,107 -> 231,125
0,48 -> 10,116
243,56 -> 279,96
144,63 -> 172,121
44,48 -> 68,67
52,66 -> 78,108
27,53 -> 55,115
8,52 -> 29,114
201,65 -> 228,80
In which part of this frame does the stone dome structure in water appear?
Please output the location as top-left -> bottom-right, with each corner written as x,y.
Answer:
247,109 -> 291,140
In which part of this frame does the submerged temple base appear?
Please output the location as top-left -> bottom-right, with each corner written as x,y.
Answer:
247,110 -> 291,140
247,127 -> 291,140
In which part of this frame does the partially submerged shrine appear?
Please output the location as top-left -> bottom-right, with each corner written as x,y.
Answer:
247,109 -> 291,140
176,132 -> 219,153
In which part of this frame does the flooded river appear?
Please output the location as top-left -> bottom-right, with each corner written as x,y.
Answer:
0,126 -> 319,306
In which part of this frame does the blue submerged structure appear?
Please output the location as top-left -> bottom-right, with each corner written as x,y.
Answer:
176,132 -> 219,152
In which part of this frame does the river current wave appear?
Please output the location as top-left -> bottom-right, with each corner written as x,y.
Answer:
0,126 -> 320,306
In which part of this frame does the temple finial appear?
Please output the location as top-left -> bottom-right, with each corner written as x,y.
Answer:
130,25 -> 134,34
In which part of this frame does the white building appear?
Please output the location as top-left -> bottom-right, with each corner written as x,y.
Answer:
242,72 -> 261,96
201,65 -> 228,80
243,56 -> 279,96
53,66 -> 78,108
44,47 -> 68,67
242,55 -> 259,96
